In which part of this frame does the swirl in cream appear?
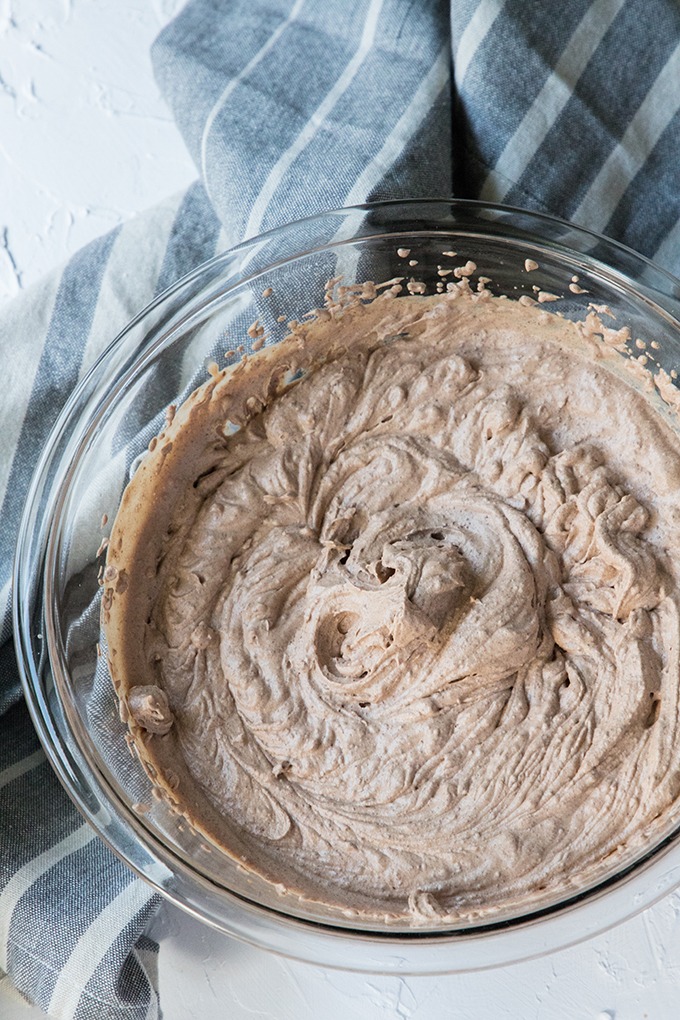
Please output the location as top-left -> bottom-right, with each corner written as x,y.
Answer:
105,289 -> 680,924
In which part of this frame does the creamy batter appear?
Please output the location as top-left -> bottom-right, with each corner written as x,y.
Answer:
103,280 -> 680,926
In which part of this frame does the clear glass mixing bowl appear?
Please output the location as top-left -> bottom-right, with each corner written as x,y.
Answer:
14,199 -> 680,974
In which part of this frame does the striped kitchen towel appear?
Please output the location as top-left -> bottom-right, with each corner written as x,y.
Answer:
1,1 -> 679,1016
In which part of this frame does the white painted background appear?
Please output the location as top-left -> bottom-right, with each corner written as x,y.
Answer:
2,1 -> 680,1017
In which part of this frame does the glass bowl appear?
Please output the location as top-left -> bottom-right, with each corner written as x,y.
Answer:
14,199 -> 680,974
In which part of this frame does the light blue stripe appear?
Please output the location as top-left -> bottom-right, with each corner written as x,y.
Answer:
0,228 -> 119,645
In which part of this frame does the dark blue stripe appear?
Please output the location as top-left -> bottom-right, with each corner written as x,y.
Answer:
0,696 -> 39,768
11,842 -> 129,974
204,6 -> 371,241
503,0 -> 680,221
373,84 -> 453,202
0,639 -> 23,715
603,107 -> 680,258
0,705 -> 85,881
258,0 -> 451,231
110,182 -> 222,464
456,0 -> 595,196
75,902 -> 160,1020
152,0 -> 302,162
154,181 -> 222,294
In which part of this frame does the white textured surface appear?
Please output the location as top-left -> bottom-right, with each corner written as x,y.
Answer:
2,1 -> 680,1017
0,0 -> 194,300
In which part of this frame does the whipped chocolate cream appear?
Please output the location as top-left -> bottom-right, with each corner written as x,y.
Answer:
103,280 -> 680,926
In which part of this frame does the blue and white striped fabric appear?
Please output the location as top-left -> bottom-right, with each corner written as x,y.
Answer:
1,1 -> 679,1015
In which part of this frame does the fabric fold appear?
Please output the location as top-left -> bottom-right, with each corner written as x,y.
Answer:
1,0 -> 680,1016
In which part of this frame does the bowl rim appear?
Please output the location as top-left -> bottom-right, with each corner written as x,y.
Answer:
12,197 -> 680,973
